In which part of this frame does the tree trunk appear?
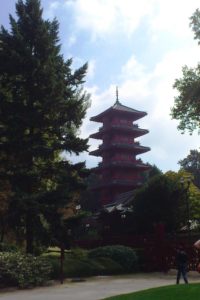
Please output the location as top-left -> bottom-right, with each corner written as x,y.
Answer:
60,243 -> 65,284
26,213 -> 34,254
0,218 -> 5,243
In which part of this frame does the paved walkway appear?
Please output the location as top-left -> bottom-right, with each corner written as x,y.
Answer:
0,272 -> 199,300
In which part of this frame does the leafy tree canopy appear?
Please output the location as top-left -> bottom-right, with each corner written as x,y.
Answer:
133,170 -> 200,234
0,0 -> 90,252
142,163 -> 162,183
171,9 -> 200,133
178,149 -> 200,188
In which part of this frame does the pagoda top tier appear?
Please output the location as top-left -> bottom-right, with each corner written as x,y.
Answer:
90,99 -> 147,123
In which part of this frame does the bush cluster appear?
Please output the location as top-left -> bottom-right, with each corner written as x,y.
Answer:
48,245 -> 138,279
0,245 -> 138,288
0,252 -> 52,288
88,245 -> 138,272
0,242 -> 18,252
48,255 -> 124,278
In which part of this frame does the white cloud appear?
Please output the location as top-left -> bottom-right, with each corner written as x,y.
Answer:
149,0 -> 199,39
60,0 -> 200,40
43,0 -> 200,172
86,59 -> 96,80
83,41 -> 200,171
45,0 -> 200,43
68,34 -> 77,47
44,1 -> 61,19
63,0 -> 155,39
121,55 -> 146,79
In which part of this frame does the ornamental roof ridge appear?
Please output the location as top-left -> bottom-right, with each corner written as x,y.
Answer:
90,90 -> 147,122
112,101 -> 145,114
112,86 -> 144,114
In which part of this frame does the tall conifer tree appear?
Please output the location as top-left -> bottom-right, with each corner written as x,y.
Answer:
0,0 -> 90,253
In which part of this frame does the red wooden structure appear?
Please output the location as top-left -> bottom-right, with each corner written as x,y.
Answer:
89,93 -> 150,205
75,233 -> 200,272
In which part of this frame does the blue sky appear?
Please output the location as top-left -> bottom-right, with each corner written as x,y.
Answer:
2,0 -> 200,172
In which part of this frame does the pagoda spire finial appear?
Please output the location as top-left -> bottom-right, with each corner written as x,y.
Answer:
116,86 -> 119,104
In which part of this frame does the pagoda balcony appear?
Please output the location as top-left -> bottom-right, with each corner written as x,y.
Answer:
89,124 -> 149,139
99,122 -> 135,130
90,142 -> 150,156
91,179 -> 142,189
95,159 -> 150,170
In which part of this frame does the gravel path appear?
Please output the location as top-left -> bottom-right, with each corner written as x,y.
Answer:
0,272 -> 199,300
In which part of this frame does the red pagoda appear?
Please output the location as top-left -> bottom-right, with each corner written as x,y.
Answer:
89,90 -> 150,206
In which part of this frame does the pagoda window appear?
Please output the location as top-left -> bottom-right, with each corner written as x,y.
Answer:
112,117 -> 121,125
103,170 -> 110,179
120,119 -> 127,124
127,120 -> 133,125
120,153 -> 128,160
112,134 -> 120,142
129,137 -> 134,143
112,153 -> 119,160
103,117 -> 107,122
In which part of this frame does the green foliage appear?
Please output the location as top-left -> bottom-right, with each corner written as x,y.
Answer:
0,242 -> 18,252
186,180 -> 200,221
190,9 -> 200,44
171,65 -> 200,133
46,245 -> 138,279
171,9 -> 200,133
69,247 -> 88,260
0,0 -> 90,252
147,164 -> 163,178
179,149 -> 200,188
46,256 -> 61,279
134,169 -> 200,233
166,170 -> 200,222
93,257 -> 124,275
0,252 -> 52,288
47,254 -> 124,278
142,164 -> 162,183
88,245 -> 138,272
64,258 -> 102,277
47,255 -> 97,278
133,173 -> 184,233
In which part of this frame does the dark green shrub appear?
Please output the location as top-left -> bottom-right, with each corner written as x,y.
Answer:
93,257 -> 124,275
0,242 -> 18,252
64,258 -> 101,277
69,248 -> 88,260
134,248 -> 146,270
88,245 -> 138,272
0,252 -> 52,288
47,254 -> 121,278
46,256 -> 61,279
48,255 -> 103,278
46,246 -> 138,280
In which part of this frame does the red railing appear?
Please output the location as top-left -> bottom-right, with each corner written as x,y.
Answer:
74,234 -> 200,272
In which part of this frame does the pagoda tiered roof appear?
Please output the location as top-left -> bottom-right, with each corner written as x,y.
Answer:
90,124 -> 149,139
90,100 -> 147,123
95,160 -> 150,171
90,142 -> 150,156
91,179 -> 142,189
103,190 -> 135,213
89,92 -> 150,205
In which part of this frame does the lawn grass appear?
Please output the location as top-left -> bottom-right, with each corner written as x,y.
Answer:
103,283 -> 200,300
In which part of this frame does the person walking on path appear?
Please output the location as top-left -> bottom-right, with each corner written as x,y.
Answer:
176,246 -> 189,284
